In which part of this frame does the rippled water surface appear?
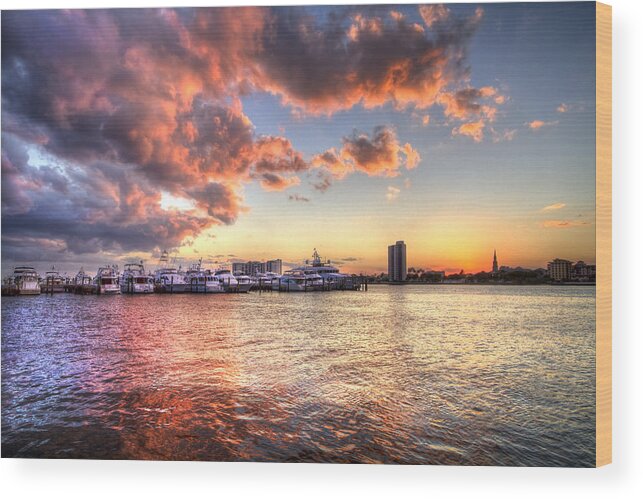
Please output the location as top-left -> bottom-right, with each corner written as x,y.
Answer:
2,286 -> 595,465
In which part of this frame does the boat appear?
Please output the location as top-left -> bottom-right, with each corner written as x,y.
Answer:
213,269 -> 251,293
121,262 -> 154,294
254,272 -> 281,290
274,249 -> 359,291
185,261 -> 224,293
232,272 -> 254,293
292,248 -> 359,290
272,270 -> 309,291
74,267 -> 92,286
40,266 -> 66,293
3,266 -> 41,295
74,267 -> 95,294
154,250 -> 188,293
154,266 -> 188,293
94,266 -> 121,294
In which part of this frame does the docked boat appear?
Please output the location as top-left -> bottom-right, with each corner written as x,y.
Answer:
154,266 -> 188,293
232,273 -> 254,293
272,270 -> 309,291
185,261 -> 224,293
94,266 -> 121,294
41,266 -> 66,293
254,272 -> 281,290
3,266 -> 41,295
121,262 -> 154,294
154,250 -> 188,293
74,267 -> 92,286
213,269 -> 251,293
276,249 -> 359,291
74,267 -> 95,294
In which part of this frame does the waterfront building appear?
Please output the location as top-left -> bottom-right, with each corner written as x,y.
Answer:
232,259 -> 283,276
266,259 -> 282,275
547,258 -> 573,281
571,261 -> 596,282
232,261 -> 264,276
388,240 -> 407,282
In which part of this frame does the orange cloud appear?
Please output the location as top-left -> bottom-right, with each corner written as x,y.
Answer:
313,126 -> 421,179
258,173 -> 301,191
452,121 -> 485,142
439,87 -> 502,121
419,4 -> 451,28
542,220 -> 590,228
542,202 -> 566,211
254,5 -> 488,115
528,120 -> 558,130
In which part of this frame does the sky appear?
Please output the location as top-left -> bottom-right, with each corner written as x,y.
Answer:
1,2 -> 597,276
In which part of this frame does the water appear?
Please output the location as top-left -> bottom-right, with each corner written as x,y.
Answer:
1,285 -> 596,466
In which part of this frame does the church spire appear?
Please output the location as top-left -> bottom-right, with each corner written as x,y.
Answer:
492,249 -> 499,274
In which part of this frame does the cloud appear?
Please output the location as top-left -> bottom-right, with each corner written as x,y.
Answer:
386,186 -> 401,202
254,5 -> 487,115
438,85 -> 507,143
311,170 -> 334,192
527,119 -> 558,130
439,86 -> 500,121
452,120 -> 485,142
258,173 -> 301,191
491,127 -> 517,143
313,126 -> 421,179
542,202 -> 566,211
1,5 -> 496,262
557,103 -> 570,113
288,193 -> 310,202
542,220 -> 590,228
418,4 -> 451,28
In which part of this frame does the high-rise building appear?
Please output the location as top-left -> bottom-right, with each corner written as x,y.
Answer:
547,258 -> 572,281
492,250 -> 499,274
266,259 -> 282,275
388,240 -> 407,282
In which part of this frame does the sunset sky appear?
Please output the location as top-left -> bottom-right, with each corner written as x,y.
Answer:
1,3 -> 597,275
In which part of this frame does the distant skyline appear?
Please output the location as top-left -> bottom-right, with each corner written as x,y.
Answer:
1,3 -> 597,275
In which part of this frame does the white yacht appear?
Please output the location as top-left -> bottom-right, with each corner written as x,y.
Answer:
5,266 -> 41,295
94,266 -> 121,294
213,269 -> 251,293
121,262 -> 154,294
232,272 -> 254,293
154,250 -> 188,293
281,248 -> 359,290
154,266 -> 187,293
185,261 -> 224,293
41,266 -> 66,293
272,270 -> 309,291
255,272 -> 281,290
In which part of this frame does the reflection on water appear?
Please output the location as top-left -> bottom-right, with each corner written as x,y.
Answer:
1,286 -> 595,465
